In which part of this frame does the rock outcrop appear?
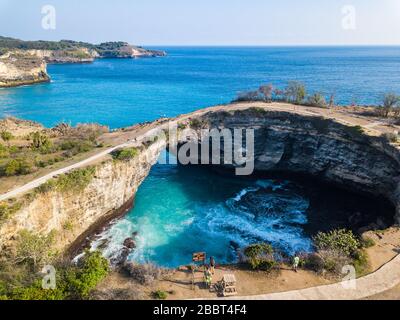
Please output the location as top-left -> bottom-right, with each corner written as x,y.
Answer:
182,108 -> 400,221
0,37 -> 166,87
0,51 -> 50,87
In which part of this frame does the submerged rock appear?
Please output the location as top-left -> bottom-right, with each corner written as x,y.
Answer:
123,238 -> 136,249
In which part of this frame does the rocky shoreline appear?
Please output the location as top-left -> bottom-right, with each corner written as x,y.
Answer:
0,36 -> 166,88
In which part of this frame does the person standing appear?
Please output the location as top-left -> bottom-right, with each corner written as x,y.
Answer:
210,256 -> 216,275
293,255 -> 300,273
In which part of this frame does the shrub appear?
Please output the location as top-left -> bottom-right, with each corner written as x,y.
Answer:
152,290 -> 168,300
3,158 -> 33,176
55,167 -> 95,193
0,201 -> 22,225
1,131 -> 13,145
304,253 -> 325,273
259,84 -> 274,102
381,132 -> 398,143
60,139 -> 94,155
0,144 -> 9,158
320,250 -> 352,275
353,250 -> 370,276
361,237 -> 376,248
189,119 -> 203,129
35,179 -> 57,194
313,229 -> 360,257
243,243 -> 275,270
68,251 -> 110,299
124,263 -> 163,285
235,90 -> 262,102
378,93 -> 399,118
345,125 -> 365,137
112,147 -> 139,161
308,93 -> 327,108
30,132 -> 53,153
15,230 -> 56,269
11,279 -> 66,301
285,81 -> 306,104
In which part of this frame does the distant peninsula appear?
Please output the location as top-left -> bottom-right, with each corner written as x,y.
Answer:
0,36 -> 166,87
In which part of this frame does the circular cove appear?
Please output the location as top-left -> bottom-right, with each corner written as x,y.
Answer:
91,151 -> 395,268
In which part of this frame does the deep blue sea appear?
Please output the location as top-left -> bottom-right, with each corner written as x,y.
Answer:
1,47 -> 400,128
1,47 -> 398,267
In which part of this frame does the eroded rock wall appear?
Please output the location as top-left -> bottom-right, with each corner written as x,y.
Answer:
0,140 -> 166,252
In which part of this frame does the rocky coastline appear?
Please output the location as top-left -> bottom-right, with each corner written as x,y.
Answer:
0,36 -> 166,87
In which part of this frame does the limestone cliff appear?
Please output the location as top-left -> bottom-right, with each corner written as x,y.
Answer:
183,108 -> 400,221
0,139 -> 166,253
0,50 -> 50,87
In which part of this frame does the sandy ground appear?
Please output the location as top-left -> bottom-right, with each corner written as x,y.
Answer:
95,227 -> 400,300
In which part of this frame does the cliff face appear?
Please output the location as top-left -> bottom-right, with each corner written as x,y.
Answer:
0,51 -> 50,87
0,37 -> 166,87
188,109 -> 400,220
0,139 -> 166,253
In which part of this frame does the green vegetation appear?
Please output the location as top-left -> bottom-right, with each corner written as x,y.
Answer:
285,81 -> 306,104
1,247 -> 109,300
361,236 -> 376,249
381,132 -> 399,144
314,229 -> 360,257
3,158 -> 33,176
67,251 -> 110,299
308,93 -> 327,108
305,229 -> 369,277
243,243 -> 276,271
0,121 -> 108,178
189,119 -> 203,129
152,290 -> 168,300
14,230 -> 57,269
378,93 -> 400,118
112,147 -> 139,161
0,201 -> 22,225
344,125 -> 365,137
37,167 -> 96,194
1,131 -> 13,145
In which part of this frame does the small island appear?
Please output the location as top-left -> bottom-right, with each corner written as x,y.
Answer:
0,36 -> 166,88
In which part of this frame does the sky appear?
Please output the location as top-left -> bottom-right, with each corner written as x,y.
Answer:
0,0 -> 399,46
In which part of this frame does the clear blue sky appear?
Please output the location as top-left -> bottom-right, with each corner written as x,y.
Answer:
0,0 -> 399,45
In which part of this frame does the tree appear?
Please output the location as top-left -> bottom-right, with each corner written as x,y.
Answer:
308,93 -> 327,108
379,93 -> 399,118
259,84 -> 274,102
273,88 -> 285,101
285,81 -> 306,104
31,132 -> 51,151
14,230 -> 56,269
313,229 -> 360,257
243,243 -> 276,270
1,131 -> 13,146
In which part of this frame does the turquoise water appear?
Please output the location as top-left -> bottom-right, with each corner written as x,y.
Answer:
1,47 -> 399,267
92,152 -> 314,267
1,47 -> 400,128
